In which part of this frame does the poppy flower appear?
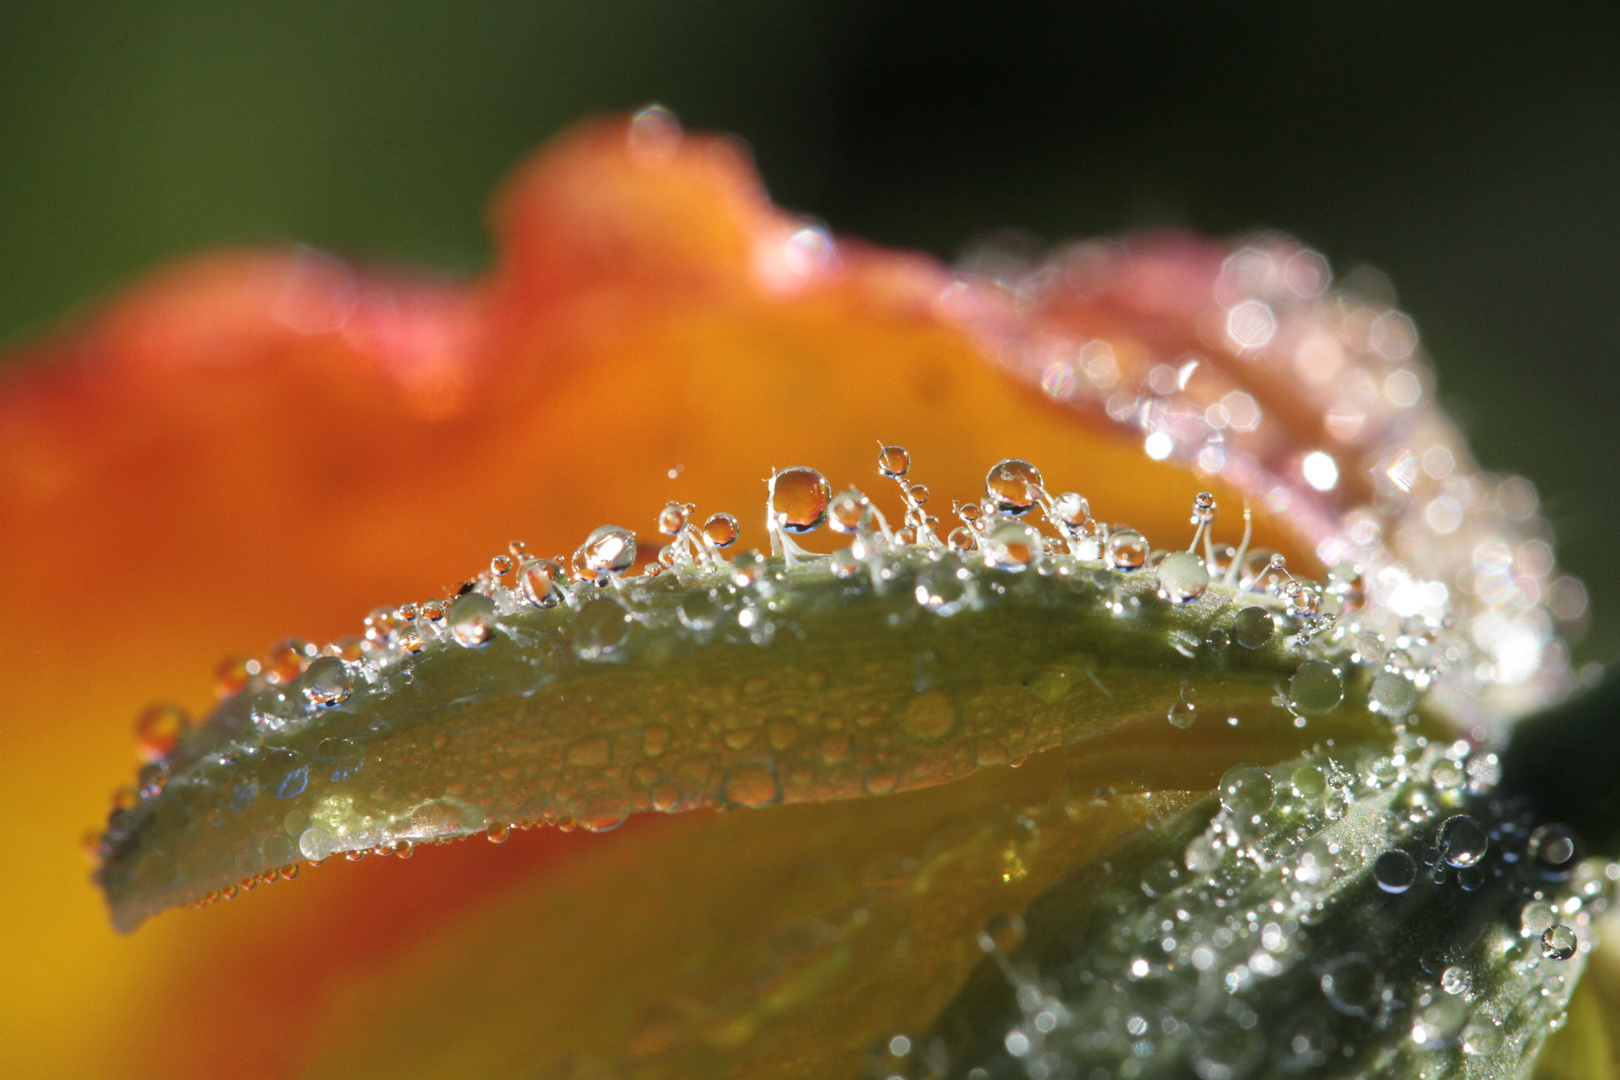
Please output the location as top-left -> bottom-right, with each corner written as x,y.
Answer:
0,108 -> 1605,1078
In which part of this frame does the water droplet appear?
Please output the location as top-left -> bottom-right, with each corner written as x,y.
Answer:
1290,764 -> 1327,799
677,589 -> 721,633
313,737 -> 364,782
221,774 -> 257,812
1104,529 -> 1148,571
1320,954 -> 1381,1019
448,593 -> 498,648
902,691 -> 956,741
214,656 -> 257,699
299,825 -> 337,862
519,558 -> 566,608
1374,850 -> 1417,893
133,703 -> 190,762
984,521 -> 1041,571
1461,1020 -> 1504,1056
1156,551 -> 1210,604
1411,995 -> 1468,1048
1438,814 -> 1489,868
580,525 -> 637,576
1530,824 -> 1577,869
946,526 -> 976,552
489,554 -> 514,579
703,512 -> 739,548
770,466 -> 831,533
1231,606 -> 1274,649
1541,924 -> 1578,961
829,489 -> 869,534
266,639 -> 313,685
915,554 -> 975,615
984,458 -> 1043,516
302,656 -> 353,707
1167,700 -> 1196,729
722,762 -> 780,807
487,824 -> 511,844
1440,965 -> 1472,996
574,596 -> 632,660
1289,660 -> 1344,716
1218,763 -> 1274,818
830,547 -> 859,578
657,501 -> 688,535
878,444 -> 911,478
1050,491 -> 1089,529
1369,672 -> 1418,718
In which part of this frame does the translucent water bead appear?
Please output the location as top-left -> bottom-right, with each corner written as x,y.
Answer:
877,444 -> 911,478
519,559 -> 566,608
579,525 -> 637,577
301,656 -> 354,706
1104,529 -> 1148,571
984,458 -> 1044,516
448,593 -> 499,648
1156,552 -> 1209,604
769,467 -> 831,533
133,703 -> 190,762
828,489 -> 869,534
702,512 -> 739,548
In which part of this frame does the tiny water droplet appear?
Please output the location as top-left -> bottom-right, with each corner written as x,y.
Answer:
703,512 -> 740,548
574,596 -> 632,660
984,521 -> 1041,571
770,467 -> 831,533
657,501 -> 688,535
1232,606 -> 1274,649
722,762 -> 781,807
448,593 -> 498,648
1369,671 -> 1418,718
878,444 -> 911,478
487,824 -> 511,844
1156,551 -> 1209,604
1529,823 -> 1577,869
828,489 -> 869,534
302,656 -> 353,707
580,525 -> 637,576
264,749 -> 309,800
214,656 -> 257,699
1289,660 -> 1344,716
984,458 -> 1044,516
1104,529 -> 1148,571
1167,700 -> 1196,729
1541,923 -> 1578,960
906,483 -> 929,506
946,526 -> 976,552
1291,764 -> 1327,799
1374,850 -> 1417,893
313,737 -> 364,782
1218,763 -> 1274,818
519,558 -> 566,608
1438,814 -> 1489,868
134,703 -> 190,762
266,639 -> 313,685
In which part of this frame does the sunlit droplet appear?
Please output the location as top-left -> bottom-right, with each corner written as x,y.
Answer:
574,596 -> 632,660
878,444 -> 911,478
302,656 -> 354,706
1157,551 -> 1209,604
770,467 -> 831,533
134,703 -> 190,762
519,558 -> 566,608
984,458 -> 1043,516
580,525 -> 638,576
448,593 -> 498,648
1104,529 -> 1147,571
703,512 -> 739,549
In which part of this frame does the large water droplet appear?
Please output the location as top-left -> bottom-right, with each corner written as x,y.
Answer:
1218,763 -> 1274,818
984,458 -> 1043,516
770,467 -> 831,533
984,522 -> 1041,571
1104,529 -> 1147,571
1374,850 -> 1417,893
1232,606 -> 1274,649
580,525 -> 637,576
302,656 -> 353,707
1438,814 -> 1489,868
1156,551 -> 1210,604
1289,660 -> 1344,716
448,593 -> 498,648
574,596 -> 632,660
915,554 -> 975,615
134,703 -> 190,762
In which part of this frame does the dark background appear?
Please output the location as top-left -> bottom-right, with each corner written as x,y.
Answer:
2,2 -> 1616,658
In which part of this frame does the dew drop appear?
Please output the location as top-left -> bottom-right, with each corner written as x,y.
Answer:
984,522 -> 1041,571
302,656 -> 353,707
574,596 -> 632,660
1104,529 -> 1148,571
1218,763 -> 1274,818
915,554 -> 975,615
1440,965 -> 1472,996
703,512 -> 740,549
722,762 -> 781,808
946,526 -> 976,552
1369,671 -> 1418,718
580,525 -> 638,576
266,639 -> 313,685
878,444 -> 911,478
1167,700 -> 1196,729
676,589 -> 721,633
133,703 -> 190,762
1541,924 -> 1578,961
487,824 -> 510,844
1289,660 -> 1344,716
828,489 -> 869,534
1461,1020 -> 1504,1057
1232,606 -> 1275,649
1529,823 -> 1577,869
448,593 -> 498,648
1438,814 -> 1489,868
1290,764 -> 1327,799
770,467 -> 831,533
1156,551 -> 1210,604
1411,995 -> 1468,1048
984,458 -> 1044,516
657,501 -> 688,536
298,825 -> 337,862
214,656 -> 257,699
1374,850 -> 1417,894
263,749 -> 309,800
519,558 -> 566,608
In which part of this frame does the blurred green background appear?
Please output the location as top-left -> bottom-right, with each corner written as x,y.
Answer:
1,2 -> 1616,658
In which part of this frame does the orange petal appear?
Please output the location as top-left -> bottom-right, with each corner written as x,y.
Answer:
0,112 -> 1571,1078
